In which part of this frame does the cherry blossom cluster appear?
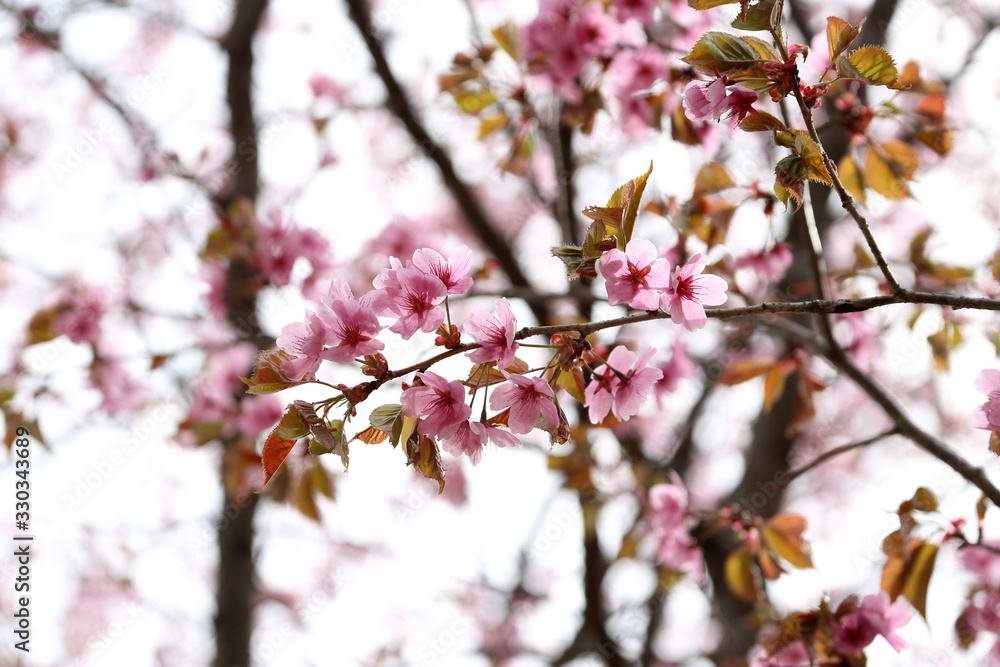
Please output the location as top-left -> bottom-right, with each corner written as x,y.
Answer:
271,240 -> 729,466
596,239 -> 728,331
751,592 -> 912,666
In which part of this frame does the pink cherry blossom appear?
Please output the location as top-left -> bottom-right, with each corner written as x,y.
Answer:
54,286 -> 107,345
830,591 -> 912,654
465,297 -> 519,369
443,421 -> 486,465
276,310 -> 330,381
734,243 -> 794,283
683,77 -> 759,125
656,339 -> 696,404
88,361 -> 146,416
411,245 -> 473,296
973,369 -> 1000,431
958,541 -> 1000,587
660,253 -> 728,331
647,473 -> 702,578
489,373 -> 558,435
585,346 -> 663,423
596,239 -> 671,310
608,0 -> 659,25
378,265 -> 448,339
320,297 -> 384,363
237,395 -> 284,439
401,371 -> 472,438
256,211 -> 332,288
748,641 -> 811,667
307,72 -> 348,103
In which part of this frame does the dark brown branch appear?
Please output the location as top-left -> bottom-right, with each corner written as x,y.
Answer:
215,2 -> 270,667
342,0 -> 548,325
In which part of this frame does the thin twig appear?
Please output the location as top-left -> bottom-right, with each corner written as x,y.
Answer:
786,428 -> 899,483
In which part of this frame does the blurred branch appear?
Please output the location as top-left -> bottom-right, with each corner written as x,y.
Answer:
785,428 -> 899,483
215,2 -> 270,667
342,0 -> 550,325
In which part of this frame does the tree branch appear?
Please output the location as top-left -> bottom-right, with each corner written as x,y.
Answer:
341,0 -> 549,325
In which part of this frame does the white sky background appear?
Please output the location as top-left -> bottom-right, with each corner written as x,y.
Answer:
1,0 -> 1000,665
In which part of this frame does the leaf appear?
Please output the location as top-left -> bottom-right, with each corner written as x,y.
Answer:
898,542 -> 938,618
491,23 -> 519,60
865,140 -> 918,200
293,468 -> 322,521
731,0 -> 779,31
612,161 -> 654,245
907,486 -> 938,512
682,32 -> 764,76
757,544 -> 785,580
761,513 -> 813,569
369,403 -> 403,432
241,349 -> 309,395
990,431 -> 1000,456
451,87 -> 497,113
725,548 -> 760,602
774,129 -> 831,185
837,154 -> 866,203
294,400 -> 348,470
555,367 -> 587,405
762,365 -> 787,413
693,162 -> 735,196
689,0 -> 740,8
914,128 -> 952,156
259,430 -> 297,492
27,306 -> 61,345
351,426 -> 389,445
826,16 -> 864,63
406,435 -> 446,493
273,405 -> 309,440
838,45 -> 904,89
720,357 -> 777,385
478,113 -> 509,139
738,110 -> 787,133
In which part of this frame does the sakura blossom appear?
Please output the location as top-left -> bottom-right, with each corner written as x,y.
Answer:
376,265 -> 448,339
973,369 -> 1000,431
647,473 -> 702,578
829,591 -> 912,654
748,640 -> 811,667
608,0 -> 659,25
660,253 -> 728,331
584,345 -> 663,423
443,420 -> 486,465
401,371 -> 472,438
683,76 -> 759,125
276,310 -> 332,381
733,243 -> 794,283
54,286 -> 107,345
596,239 -> 671,310
464,297 -> 519,369
411,245 -> 473,296
319,298 -> 384,363
489,372 -> 558,435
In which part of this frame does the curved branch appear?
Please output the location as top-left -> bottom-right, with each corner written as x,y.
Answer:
341,0 -> 548,325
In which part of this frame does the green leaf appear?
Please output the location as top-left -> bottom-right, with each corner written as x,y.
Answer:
774,129 -> 831,185
837,45 -> 904,89
619,161 -> 653,244
682,32 -> 764,76
731,0 -> 779,31
273,405 -> 310,440
826,16 -> 864,63
370,403 -> 403,433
